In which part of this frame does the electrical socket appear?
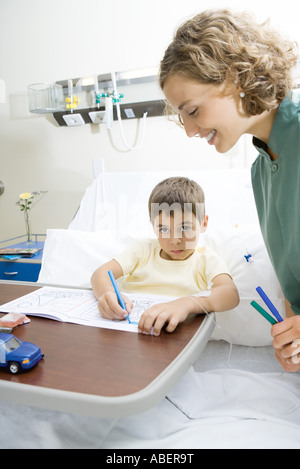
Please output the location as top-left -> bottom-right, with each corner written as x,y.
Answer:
62,114 -> 85,126
89,111 -> 106,124
92,158 -> 104,178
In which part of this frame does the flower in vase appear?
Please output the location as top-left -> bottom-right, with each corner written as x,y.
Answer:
16,191 -> 47,242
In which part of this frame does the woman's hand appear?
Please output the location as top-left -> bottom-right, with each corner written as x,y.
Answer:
98,291 -> 133,321
271,316 -> 300,372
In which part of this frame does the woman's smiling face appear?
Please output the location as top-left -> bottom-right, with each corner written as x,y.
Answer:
163,74 -> 248,154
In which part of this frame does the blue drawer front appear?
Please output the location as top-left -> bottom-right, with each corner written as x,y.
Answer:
0,261 -> 41,282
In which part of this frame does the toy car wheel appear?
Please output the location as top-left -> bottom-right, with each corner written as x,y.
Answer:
8,362 -> 21,374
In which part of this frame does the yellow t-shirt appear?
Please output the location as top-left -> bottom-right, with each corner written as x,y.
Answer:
114,238 -> 230,297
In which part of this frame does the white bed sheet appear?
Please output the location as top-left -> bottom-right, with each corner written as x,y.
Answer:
104,369 -> 300,450
1,343 -> 300,449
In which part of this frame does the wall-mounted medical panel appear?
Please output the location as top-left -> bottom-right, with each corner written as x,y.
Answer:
52,99 -> 166,126
28,68 -> 167,126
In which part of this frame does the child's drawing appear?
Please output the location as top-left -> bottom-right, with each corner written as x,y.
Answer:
0,287 -> 175,333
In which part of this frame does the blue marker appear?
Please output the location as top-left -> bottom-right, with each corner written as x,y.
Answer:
256,286 -> 283,323
108,270 -> 131,323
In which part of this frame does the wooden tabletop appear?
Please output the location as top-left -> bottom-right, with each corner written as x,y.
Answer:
0,282 -> 213,417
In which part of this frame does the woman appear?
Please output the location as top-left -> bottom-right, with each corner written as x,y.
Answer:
159,9 -> 300,372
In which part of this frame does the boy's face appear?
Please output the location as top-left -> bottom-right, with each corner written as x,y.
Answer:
153,210 -> 208,261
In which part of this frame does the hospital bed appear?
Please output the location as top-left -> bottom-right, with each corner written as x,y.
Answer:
1,168 -> 300,449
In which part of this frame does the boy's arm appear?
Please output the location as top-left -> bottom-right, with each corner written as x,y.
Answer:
138,274 -> 239,336
91,259 -> 132,320
91,259 -> 123,298
194,274 -> 240,314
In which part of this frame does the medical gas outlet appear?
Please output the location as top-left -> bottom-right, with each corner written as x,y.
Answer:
88,111 -> 106,124
62,114 -> 85,126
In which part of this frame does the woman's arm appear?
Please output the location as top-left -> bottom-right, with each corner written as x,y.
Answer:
271,297 -> 300,372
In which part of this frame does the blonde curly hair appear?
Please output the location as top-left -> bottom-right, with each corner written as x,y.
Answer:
159,9 -> 298,116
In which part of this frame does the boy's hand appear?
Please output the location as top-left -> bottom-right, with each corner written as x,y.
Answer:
98,291 -> 133,321
272,316 -> 300,372
138,298 -> 192,336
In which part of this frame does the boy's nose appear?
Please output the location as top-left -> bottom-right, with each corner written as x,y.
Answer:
170,236 -> 182,244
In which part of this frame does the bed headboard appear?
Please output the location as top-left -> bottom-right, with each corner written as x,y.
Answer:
69,169 -> 259,236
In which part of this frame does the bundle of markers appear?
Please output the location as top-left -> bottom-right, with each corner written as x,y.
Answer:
251,286 -> 283,325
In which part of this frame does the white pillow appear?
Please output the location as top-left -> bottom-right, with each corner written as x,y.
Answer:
39,225 -> 284,346
38,229 -> 133,288
202,224 -> 285,346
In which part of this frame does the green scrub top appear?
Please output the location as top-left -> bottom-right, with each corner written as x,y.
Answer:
251,97 -> 300,315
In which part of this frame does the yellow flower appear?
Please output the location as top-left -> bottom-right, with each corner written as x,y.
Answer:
19,192 -> 32,200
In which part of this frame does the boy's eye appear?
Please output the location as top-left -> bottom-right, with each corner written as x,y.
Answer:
181,225 -> 191,232
159,227 -> 169,234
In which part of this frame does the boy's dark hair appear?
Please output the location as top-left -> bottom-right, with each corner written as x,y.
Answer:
148,176 -> 205,224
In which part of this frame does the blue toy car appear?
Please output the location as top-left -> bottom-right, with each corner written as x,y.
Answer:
0,333 -> 43,374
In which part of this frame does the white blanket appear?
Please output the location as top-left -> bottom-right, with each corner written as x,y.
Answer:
1,303 -> 297,449
1,364 -> 300,449
103,368 -> 300,450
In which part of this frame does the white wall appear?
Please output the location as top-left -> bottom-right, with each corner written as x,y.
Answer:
0,0 -> 299,239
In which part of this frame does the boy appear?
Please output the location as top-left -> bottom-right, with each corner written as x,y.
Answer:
91,177 -> 239,336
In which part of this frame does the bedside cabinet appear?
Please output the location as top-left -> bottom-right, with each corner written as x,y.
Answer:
0,236 -> 45,282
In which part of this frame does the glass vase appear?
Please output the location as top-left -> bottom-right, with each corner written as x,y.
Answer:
24,212 -> 32,245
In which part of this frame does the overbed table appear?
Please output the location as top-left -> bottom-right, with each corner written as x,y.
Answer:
0,281 -> 215,417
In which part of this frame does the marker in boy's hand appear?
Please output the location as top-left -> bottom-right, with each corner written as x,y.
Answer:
107,269 -> 132,323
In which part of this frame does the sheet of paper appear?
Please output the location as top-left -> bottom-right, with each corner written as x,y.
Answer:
0,286 -> 180,333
